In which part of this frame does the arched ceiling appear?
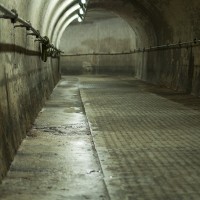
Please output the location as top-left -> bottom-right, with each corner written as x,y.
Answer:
60,9 -> 137,53
27,0 -> 84,48
26,0 -> 200,49
26,0 -> 154,49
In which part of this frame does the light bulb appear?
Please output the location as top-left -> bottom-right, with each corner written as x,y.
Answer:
81,0 -> 86,4
78,17 -> 82,22
79,8 -> 84,15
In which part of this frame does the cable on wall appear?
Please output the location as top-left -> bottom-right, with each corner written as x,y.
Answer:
61,38 -> 200,56
0,3 -> 63,62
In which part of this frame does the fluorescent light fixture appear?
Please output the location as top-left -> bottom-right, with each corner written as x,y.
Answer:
81,0 -> 86,4
79,8 -> 84,15
78,17 -> 83,22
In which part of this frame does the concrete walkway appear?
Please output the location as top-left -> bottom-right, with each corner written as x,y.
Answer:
1,75 -> 200,200
0,77 -> 109,200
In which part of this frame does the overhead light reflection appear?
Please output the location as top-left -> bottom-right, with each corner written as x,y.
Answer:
78,17 -> 83,22
54,0 -> 89,47
79,8 -> 84,15
47,0 -> 75,39
81,0 -> 86,4
52,3 -> 80,44
42,0 -> 59,35
56,14 -> 79,48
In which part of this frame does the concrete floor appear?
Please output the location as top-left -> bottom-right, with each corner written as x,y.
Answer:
1,75 -> 200,200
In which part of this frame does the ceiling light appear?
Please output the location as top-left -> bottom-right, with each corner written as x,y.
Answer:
78,17 -> 83,22
79,8 -> 84,15
81,0 -> 86,4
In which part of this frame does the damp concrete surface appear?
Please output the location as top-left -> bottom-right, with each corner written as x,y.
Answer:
1,75 -> 200,200
0,76 -> 109,200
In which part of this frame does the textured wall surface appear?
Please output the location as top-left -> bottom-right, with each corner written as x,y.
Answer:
0,0 -> 60,182
61,0 -> 200,96
129,0 -> 200,96
1,0 -> 200,184
60,11 -> 136,75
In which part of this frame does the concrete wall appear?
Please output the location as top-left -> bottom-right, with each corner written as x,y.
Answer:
0,0 -> 60,182
131,0 -> 200,96
1,0 -> 200,183
61,0 -> 200,96
60,12 -> 136,75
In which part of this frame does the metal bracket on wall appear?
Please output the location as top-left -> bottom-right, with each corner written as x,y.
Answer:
0,9 -> 18,23
27,30 -> 40,38
141,38 -> 200,53
0,3 -> 63,61
14,24 -> 31,31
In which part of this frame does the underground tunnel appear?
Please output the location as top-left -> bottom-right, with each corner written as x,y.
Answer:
0,0 -> 200,199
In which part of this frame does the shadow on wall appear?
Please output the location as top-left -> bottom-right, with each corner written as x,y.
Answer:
0,43 -> 40,55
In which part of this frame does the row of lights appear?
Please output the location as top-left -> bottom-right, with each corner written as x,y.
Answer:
78,0 -> 88,22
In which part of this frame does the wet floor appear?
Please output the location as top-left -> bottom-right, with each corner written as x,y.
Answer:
0,77 -> 109,200
1,75 -> 200,199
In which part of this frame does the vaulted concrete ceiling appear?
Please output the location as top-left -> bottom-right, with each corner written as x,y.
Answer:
86,0 -> 200,47
23,0 -> 200,49
27,0 -> 80,47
